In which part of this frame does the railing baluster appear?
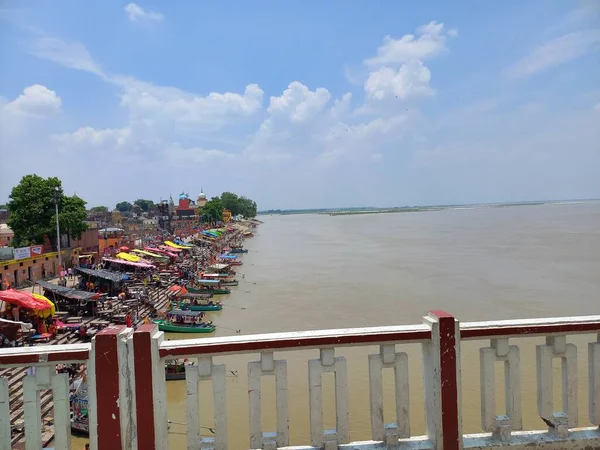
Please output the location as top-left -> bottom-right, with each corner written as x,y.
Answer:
308,348 -> 349,449
589,333 -> 600,426
186,357 -> 228,450
479,338 -> 521,441
186,362 -> 201,450
52,372 -> 72,450
248,351 -> 289,449
536,335 -> 578,437
23,373 -> 43,449
0,377 -> 10,450
368,344 -> 410,444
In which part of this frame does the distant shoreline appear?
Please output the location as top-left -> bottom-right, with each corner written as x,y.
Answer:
258,199 -> 600,217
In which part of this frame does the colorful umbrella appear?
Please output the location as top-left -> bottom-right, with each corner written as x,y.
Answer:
32,294 -> 56,318
0,289 -> 52,311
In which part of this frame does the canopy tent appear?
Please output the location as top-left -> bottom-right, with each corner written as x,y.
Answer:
37,280 -> 100,302
145,247 -> 178,258
159,245 -> 182,253
168,285 -> 188,296
131,249 -> 169,261
173,239 -> 194,247
116,252 -> 140,262
0,289 -> 53,311
103,257 -> 155,269
164,241 -> 189,250
75,267 -> 128,283
32,294 -> 55,318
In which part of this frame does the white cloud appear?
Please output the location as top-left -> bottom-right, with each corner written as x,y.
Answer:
361,22 -> 453,105
267,82 -> 331,122
124,3 -> 164,23
120,82 -> 264,126
30,37 -> 105,77
1,84 -> 61,118
53,126 -> 131,148
365,21 -> 454,67
164,143 -> 233,166
505,29 -> 600,78
364,61 -> 434,100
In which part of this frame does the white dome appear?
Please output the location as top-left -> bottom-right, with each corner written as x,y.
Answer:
198,192 -> 207,199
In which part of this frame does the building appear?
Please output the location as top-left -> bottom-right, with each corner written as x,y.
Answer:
70,228 -> 100,254
175,192 -> 197,219
0,224 -> 14,246
196,189 -> 207,208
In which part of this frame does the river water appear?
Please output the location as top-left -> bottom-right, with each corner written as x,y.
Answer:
80,202 -> 600,448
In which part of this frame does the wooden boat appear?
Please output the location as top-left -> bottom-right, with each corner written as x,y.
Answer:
154,310 -> 216,333
229,248 -> 248,253
220,280 -> 238,287
188,278 -> 231,295
178,299 -> 222,311
165,360 -> 191,380
187,286 -> 231,295
71,380 -> 89,434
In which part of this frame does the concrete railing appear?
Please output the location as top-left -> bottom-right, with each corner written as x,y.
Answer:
1,311 -> 599,450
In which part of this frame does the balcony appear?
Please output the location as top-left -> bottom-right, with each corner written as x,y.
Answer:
1,311 -> 599,450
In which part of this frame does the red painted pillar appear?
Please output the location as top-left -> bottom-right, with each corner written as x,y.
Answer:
133,324 -> 158,449
425,310 -> 462,450
94,326 -> 126,450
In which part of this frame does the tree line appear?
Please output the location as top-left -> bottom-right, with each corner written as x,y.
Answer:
201,192 -> 257,222
6,175 -> 88,247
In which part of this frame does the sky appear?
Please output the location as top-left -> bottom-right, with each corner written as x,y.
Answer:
0,1 -> 599,210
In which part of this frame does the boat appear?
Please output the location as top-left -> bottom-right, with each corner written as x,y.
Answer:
165,360 -> 193,380
229,248 -> 248,253
220,280 -> 238,287
187,286 -> 231,295
153,309 -> 216,333
187,278 -> 231,295
71,379 -> 89,435
178,297 -> 222,311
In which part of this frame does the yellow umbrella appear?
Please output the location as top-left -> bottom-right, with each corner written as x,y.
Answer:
116,252 -> 140,262
32,294 -> 55,318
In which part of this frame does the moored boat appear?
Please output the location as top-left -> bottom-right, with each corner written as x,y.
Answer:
178,296 -> 223,311
187,286 -> 231,295
229,248 -> 248,253
220,280 -> 238,287
153,309 -> 216,333
165,360 -> 193,380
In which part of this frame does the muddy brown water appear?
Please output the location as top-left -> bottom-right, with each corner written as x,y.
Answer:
72,202 -> 600,449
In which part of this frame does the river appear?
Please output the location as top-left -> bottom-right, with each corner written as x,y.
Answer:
80,201 -> 600,448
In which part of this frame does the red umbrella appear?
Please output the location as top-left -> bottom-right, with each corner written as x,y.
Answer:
119,246 -> 130,252
0,289 -> 52,311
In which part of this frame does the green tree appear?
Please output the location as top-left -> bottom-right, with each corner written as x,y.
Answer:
116,201 -> 133,212
220,192 -> 240,215
7,174 -> 88,246
238,196 -> 258,218
60,195 -> 88,239
201,197 -> 224,223
90,206 -> 109,213
134,199 -> 155,212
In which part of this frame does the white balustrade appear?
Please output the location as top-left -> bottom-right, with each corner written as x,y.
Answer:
368,344 -> 410,445
308,348 -> 349,449
248,351 -> 289,449
185,356 -> 228,450
2,315 -> 600,450
590,334 -> 600,426
479,338 -> 521,440
537,335 -> 578,436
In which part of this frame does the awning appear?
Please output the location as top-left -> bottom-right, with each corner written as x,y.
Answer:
116,252 -> 141,262
75,267 -> 128,283
37,280 -> 100,301
103,258 -> 155,269
0,289 -> 52,311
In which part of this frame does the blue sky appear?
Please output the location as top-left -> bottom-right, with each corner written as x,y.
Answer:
1,1 -> 599,210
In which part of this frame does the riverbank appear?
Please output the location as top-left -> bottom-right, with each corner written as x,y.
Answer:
3,221 -> 258,448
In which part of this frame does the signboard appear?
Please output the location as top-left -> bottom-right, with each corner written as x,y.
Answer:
13,247 -> 31,260
30,245 -> 43,256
